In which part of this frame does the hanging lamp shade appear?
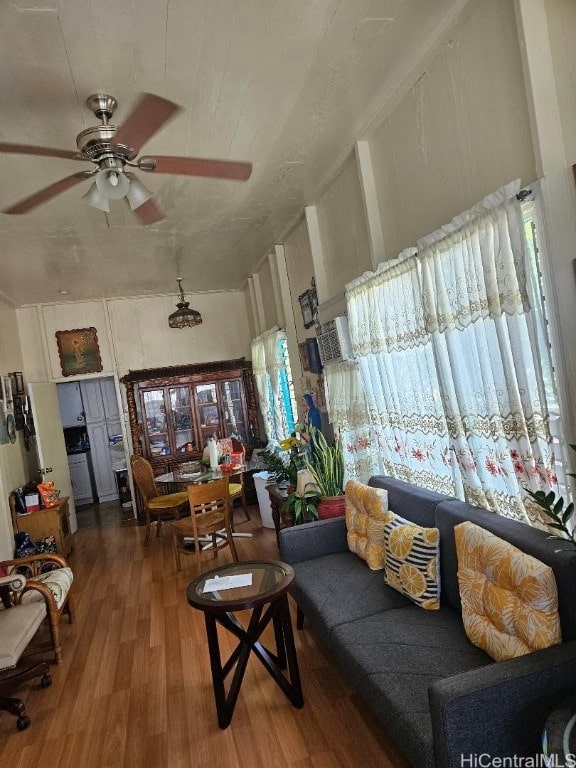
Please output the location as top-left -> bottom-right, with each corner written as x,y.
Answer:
168,278 -> 202,328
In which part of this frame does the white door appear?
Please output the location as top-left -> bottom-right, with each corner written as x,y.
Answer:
87,422 -> 118,503
56,381 -> 85,427
28,382 -> 78,533
79,379 -> 106,423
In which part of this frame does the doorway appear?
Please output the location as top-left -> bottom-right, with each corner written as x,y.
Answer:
56,376 -> 134,529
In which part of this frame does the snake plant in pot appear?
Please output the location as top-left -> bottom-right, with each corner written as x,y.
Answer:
305,427 -> 345,519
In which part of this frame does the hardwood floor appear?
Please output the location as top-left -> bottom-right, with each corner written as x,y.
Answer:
0,507 -> 409,768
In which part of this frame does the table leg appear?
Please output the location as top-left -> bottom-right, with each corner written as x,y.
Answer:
203,596 -> 304,729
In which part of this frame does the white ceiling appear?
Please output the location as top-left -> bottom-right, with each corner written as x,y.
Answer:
0,0 -> 465,307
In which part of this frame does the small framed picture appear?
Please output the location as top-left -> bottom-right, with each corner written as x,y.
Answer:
1,375 -> 14,413
10,371 -> 24,395
306,337 -> 323,374
298,290 -> 314,328
299,342 -> 311,372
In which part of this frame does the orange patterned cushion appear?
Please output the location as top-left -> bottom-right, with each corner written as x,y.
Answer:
383,510 -> 440,610
455,521 -> 562,661
345,480 -> 388,570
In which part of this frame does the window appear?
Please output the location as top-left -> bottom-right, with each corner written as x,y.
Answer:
345,182 -> 566,526
252,329 -> 297,444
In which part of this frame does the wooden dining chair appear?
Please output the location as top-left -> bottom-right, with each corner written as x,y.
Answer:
220,437 -> 250,523
130,455 -> 189,545
171,477 -> 238,571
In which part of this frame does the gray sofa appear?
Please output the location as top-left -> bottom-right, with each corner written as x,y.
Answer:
278,476 -> 576,768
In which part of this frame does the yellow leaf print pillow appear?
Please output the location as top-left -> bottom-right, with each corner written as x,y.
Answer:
455,521 -> 562,661
382,510 -> 440,610
345,480 -> 388,570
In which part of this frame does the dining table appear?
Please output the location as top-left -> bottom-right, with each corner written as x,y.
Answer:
155,463 -> 252,539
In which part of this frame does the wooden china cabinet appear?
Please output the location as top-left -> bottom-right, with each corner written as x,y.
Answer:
121,358 -> 260,474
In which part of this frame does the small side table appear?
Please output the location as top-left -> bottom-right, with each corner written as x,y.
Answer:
187,560 -> 304,728
266,484 -> 295,545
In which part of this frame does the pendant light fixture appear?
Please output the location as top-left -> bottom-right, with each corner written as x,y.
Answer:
168,278 -> 202,329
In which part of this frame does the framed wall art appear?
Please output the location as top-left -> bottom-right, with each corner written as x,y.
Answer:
55,327 -> 103,377
1,374 -> 14,413
299,341 -> 311,372
298,278 -> 318,329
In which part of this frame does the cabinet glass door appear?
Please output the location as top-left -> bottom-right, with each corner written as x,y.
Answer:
220,379 -> 248,442
170,386 -> 195,453
195,383 -> 220,442
143,389 -> 169,457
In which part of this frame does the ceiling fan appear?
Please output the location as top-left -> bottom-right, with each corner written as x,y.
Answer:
0,93 -> 252,225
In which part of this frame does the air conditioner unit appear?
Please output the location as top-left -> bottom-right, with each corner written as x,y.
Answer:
315,316 -> 353,365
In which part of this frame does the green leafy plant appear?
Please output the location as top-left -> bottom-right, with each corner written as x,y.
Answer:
285,489 -> 319,525
305,427 -> 344,498
259,446 -> 305,488
525,443 -> 576,548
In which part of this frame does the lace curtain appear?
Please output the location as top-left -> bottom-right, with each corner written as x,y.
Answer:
324,361 -> 380,483
251,327 -> 289,443
347,252 -> 458,495
346,181 -> 558,525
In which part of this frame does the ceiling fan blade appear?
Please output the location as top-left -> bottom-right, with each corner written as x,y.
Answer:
113,93 -> 181,154
140,155 -> 252,181
131,197 -> 165,226
3,171 -> 92,214
0,142 -> 82,161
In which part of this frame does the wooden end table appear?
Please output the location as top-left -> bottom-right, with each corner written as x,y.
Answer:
186,560 -> 304,728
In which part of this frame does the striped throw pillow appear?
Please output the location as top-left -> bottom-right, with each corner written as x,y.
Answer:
383,510 -> 440,610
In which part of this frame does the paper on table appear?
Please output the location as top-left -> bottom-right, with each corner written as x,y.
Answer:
203,573 -> 253,593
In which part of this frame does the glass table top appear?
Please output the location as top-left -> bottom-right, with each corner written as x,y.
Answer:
155,464 -> 247,485
187,560 -> 293,610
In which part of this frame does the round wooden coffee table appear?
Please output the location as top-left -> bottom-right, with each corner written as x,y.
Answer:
187,560 -> 304,728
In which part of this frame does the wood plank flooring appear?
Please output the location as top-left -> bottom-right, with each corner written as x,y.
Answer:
0,508 -> 409,768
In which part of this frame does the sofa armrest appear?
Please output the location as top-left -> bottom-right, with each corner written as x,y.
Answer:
279,516 -> 348,564
429,640 -> 576,768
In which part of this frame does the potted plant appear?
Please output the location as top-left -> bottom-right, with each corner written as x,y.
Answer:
259,438 -> 306,490
284,488 -> 319,525
305,427 -> 345,519
525,443 -> 576,548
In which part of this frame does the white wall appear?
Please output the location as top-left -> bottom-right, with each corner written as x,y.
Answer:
18,290 -> 252,384
370,0 -> 536,259
0,299 -> 32,558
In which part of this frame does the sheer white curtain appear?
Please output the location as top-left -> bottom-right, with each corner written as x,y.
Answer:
346,181 -> 558,525
251,327 -> 290,443
419,182 -> 556,523
346,252 -> 458,495
324,360 -> 380,483
251,333 -> 274,442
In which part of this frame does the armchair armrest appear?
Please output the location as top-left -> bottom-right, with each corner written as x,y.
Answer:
279,516 -> 348,564
0,573 -> 26,608
429,640 -> 576,768
0,573 -> 26,591
0,553 -> 69,577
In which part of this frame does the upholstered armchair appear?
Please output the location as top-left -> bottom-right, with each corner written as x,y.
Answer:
0,572 -> 52,729
0,552 -> 74,665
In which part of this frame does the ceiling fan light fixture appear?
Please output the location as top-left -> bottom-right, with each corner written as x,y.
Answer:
168,278 -> 203,329
82,182 -> 110,212
95,168 -> 130,200
126,177 -> 153,210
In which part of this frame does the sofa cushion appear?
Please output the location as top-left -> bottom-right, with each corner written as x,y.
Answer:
368,475 -> 451,528
290,551 -> 411,649
0,601 -> 47,669
20,567 -> 73,610
345,479 -> 388,570
435,500 -> 576,640
383,510 -> 440,610
455,521 -> 561,661
331,606 -> 491,768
